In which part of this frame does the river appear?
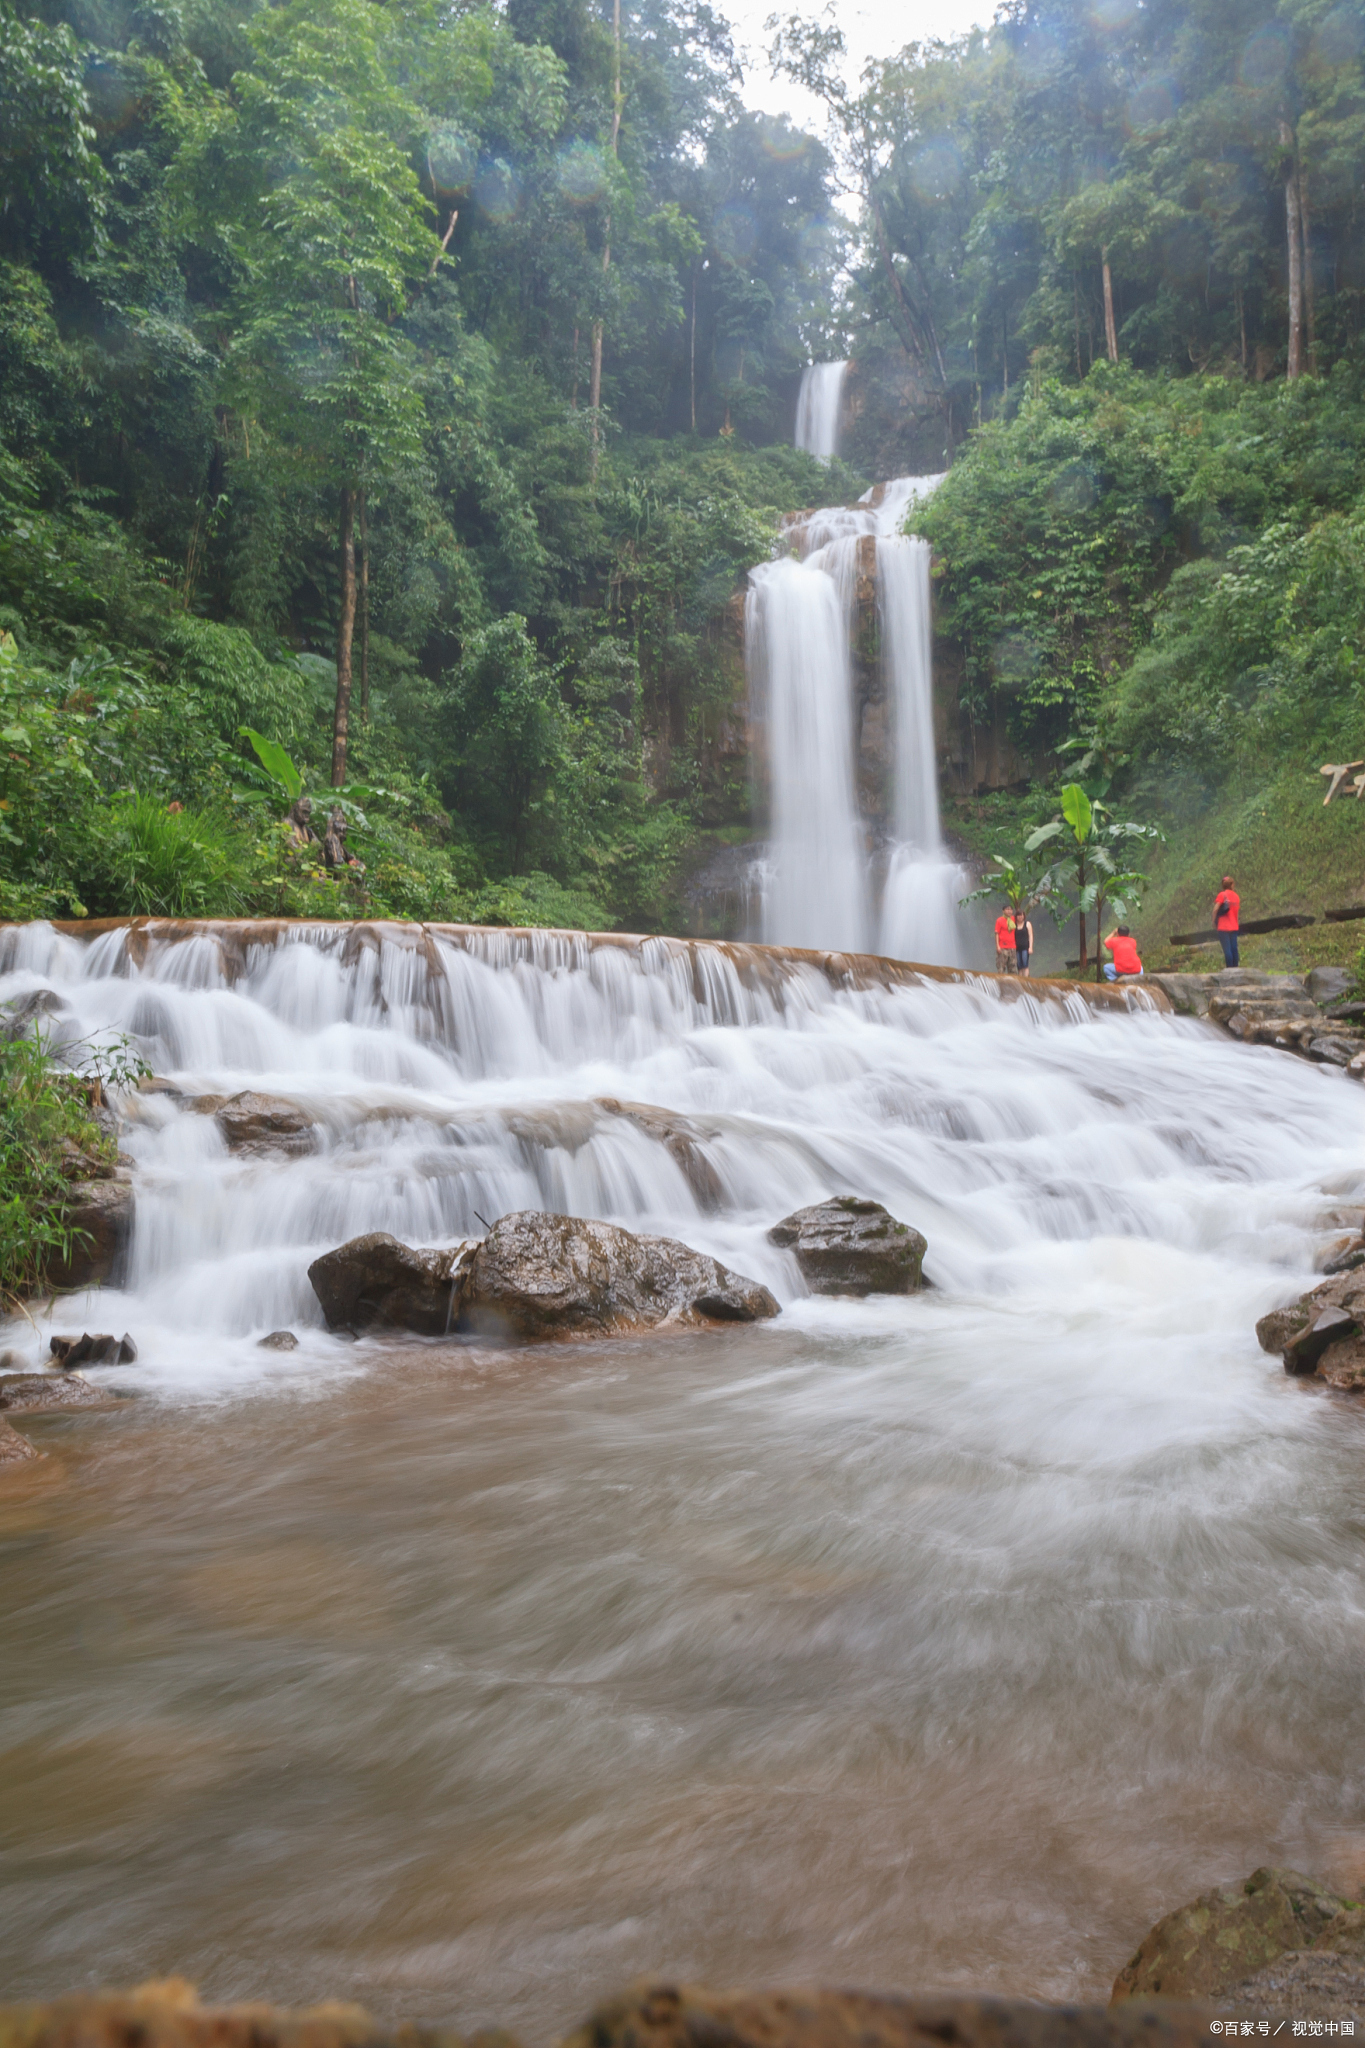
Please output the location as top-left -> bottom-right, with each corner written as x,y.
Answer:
1,921 -> 1364,2032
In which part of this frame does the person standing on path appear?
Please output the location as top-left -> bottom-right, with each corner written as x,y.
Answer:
995,909 -> 1015,973
1213,876 -> 1240,968
1012,909 -> 1034,978
1102,925 -> 1144,980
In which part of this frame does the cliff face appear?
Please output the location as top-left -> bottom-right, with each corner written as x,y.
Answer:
645,487 -> 1037,871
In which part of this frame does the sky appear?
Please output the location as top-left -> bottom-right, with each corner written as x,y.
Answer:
725,0 -> 998,134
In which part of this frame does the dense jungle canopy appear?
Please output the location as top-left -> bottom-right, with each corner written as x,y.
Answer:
1,0 -> 1364,933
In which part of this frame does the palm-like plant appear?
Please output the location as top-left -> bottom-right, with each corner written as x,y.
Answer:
1026,785 -> 1163,980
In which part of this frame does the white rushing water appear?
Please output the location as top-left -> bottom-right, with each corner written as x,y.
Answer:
3,919 -> 1365,2025
0,919 -> 1359,1398
747,471 -> 963,962
794,361 -> 848,462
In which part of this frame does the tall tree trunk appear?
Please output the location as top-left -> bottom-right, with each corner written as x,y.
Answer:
1101,248 -> 1119,362
871,199 -> 926,367
1281,120 -> 1304,381
589,0 -> 622,470
1299,165 -> 1317,372
332,485 -> 356,788
690,263 -> 697,432
358,488 -> 370,726
1236,284 -> 1247,371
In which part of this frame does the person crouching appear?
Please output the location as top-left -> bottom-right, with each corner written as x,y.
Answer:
1102,924 -> 1143,980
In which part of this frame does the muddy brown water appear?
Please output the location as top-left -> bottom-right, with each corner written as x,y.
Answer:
3,1326 -> 1364,2038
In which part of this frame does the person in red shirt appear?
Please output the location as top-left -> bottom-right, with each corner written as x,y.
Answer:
1102,925 -> 1143,980
995,909 -> 1015,973
1213,874 -> 1240,968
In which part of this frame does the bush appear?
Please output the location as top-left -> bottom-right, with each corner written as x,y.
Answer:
0,1031 -> 112,1304
84,794 -> 250,918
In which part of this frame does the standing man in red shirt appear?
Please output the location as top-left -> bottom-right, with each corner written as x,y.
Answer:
995,908 -> 1015,973
1213,875 -> 1240,968
1102,925 -> 1143,980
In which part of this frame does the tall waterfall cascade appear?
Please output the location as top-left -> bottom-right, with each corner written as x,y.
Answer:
746,454 -> 966,962
793,361 -> 848,462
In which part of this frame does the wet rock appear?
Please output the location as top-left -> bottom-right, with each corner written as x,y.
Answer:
1110,1866 -> 1356,2003
501,1102 -> 600,1155
49,1332 -> 138,1368
1306,965 -> 1354,1005
257,1330 -> 299,1351
214,1091 -> 315,1157
1221,1951 -> 1365,2021
1322,1233 -> 1365,1276
0,1372 -> 122,1412
1307,1033 -> 1359,1066
0,1981 -> 492,2048
1316,1334 -> 1365,1391
45,1175 -> 134,1289
1255,1302 -> 1311,1353
0,1417 -> 42,1465
309,1232 -> 475,1335
1317,1903 -> 1365,1956
1283,1305 -> 1357,1374
767,1196 -> 926,1296
566,1980 -> 1215,2048
464,1210 -> 778,1338
0,986 -> 68,1041
594,1097 -> 726,1209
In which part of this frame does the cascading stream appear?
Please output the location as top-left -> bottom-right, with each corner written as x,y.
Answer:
1,917 -> 1364,2029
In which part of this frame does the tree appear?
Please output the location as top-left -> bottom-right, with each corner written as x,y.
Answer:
201,0 -> 438,785
1026,784 -> 1162,980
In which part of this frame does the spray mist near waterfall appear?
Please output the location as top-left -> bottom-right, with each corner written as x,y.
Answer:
748,403 -> 967,962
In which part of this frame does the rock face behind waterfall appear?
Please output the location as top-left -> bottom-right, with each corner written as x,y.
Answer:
768,1196 -> 926,1296
309,1213 -> 778,1339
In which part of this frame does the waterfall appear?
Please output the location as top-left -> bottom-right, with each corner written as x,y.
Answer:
794,361 -> 848,462
747,455 -> 962,962
874,481 -> 969,968
745,553 -> 870,955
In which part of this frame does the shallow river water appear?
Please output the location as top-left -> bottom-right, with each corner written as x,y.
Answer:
1,922 -> 1364,2034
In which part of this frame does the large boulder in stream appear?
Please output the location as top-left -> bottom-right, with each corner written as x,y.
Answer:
768,1196 -> 926,1296
308,1214 -> 778,1340
1110,1866 -> 1361,2004
1255,1268 -> 1365,1390
308,1233 -> 475,1335
463,1211 -> 778,1338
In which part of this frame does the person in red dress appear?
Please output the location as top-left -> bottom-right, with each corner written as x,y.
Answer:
1102,925 -> 1143,980
1213,875 -> 1240,968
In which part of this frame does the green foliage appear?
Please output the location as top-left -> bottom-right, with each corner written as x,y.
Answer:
83,794 -> 249,918
1026,784 -> 1164,978
0,1031 -> 109,1305
914,363 -> 1365,761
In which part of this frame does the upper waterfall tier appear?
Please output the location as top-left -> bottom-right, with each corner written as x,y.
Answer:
794,361 -> 848,462
746,474 -> 960,963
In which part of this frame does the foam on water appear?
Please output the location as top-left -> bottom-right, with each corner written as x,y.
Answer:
1,920 -> 1359,1413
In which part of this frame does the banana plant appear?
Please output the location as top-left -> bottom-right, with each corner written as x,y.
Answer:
1027,784 -> 1163,979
